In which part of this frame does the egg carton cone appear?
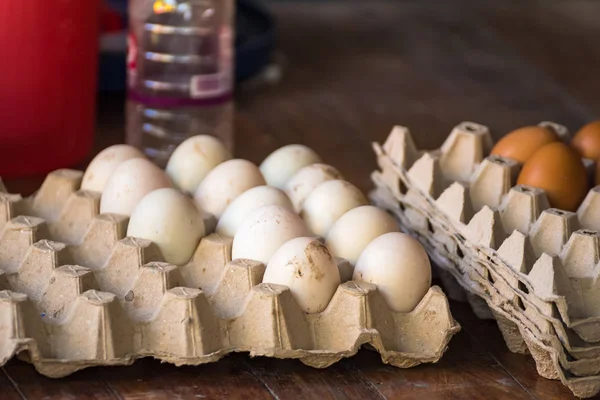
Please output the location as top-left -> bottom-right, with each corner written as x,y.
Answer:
0,169 -> 460,378
370,122 -> 600,398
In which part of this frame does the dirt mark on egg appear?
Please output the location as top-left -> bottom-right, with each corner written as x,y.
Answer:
304,240 -> 333,281
321,165 -> 343,178
339,181 -> 367,204
193,142 -> 208,157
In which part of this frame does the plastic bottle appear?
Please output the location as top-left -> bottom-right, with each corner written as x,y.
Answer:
126,0 -> 235,167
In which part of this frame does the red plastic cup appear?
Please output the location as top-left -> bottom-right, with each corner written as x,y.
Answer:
0,0 -> 101,178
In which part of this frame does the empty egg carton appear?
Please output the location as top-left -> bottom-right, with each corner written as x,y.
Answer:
370,122 -> 600,399
0,169 -> 459,378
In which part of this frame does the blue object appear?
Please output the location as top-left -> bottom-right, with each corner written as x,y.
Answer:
98,0 -> 276,92
98,52 -> 128,92
235,0 -> 276,82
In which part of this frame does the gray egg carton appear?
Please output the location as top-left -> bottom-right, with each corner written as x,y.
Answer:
0,169 -> 460,378
371,122 -> 600,399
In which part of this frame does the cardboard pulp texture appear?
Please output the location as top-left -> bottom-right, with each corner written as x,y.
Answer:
369,122 -> 600,398
0,170 -> 460,378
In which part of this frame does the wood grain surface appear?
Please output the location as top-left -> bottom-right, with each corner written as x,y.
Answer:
2,1 -> 599,399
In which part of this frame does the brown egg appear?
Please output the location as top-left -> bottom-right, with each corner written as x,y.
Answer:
490,126 -> 558,163
517,142 -> 588,211
571,121 -> 600,160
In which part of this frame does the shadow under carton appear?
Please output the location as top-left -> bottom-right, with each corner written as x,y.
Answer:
371,121 -> 600,399
0,168 -> 460,378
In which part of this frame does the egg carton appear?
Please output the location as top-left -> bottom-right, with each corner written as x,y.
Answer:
370,122 -> 600,399
0,169 -> 460,378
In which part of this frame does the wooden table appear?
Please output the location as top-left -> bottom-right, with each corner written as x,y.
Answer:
2,1 -> 599,399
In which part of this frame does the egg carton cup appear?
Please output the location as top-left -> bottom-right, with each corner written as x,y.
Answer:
370,123 -> 600,398
0,169 -> 460,378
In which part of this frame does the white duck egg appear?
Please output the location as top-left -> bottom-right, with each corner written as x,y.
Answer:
165,135 -> 231,195
82,144 -> 145,192
127,188 -> 205,265
100,158 -> 172,216
285,163 -> 344,212
263,237 -> 341,313
216,186 -> 294,237
193,159 -> 266,218
232,205 -> 309,264
259,144 -> 321,189
353,232 -> 432,313
326,205 -> 399,265
301,180 -> 367,237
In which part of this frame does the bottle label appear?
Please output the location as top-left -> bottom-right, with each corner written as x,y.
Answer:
190,73 -> 230,98
190,25 -> 233,99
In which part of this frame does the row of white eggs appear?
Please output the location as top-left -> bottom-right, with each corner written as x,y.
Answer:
79,136 -> 432,314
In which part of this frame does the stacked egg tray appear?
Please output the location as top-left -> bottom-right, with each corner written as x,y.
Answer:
0,169 -> 460,378
370,121 -> 600,398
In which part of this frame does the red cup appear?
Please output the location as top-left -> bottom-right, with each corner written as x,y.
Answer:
0,0 -> 101,178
